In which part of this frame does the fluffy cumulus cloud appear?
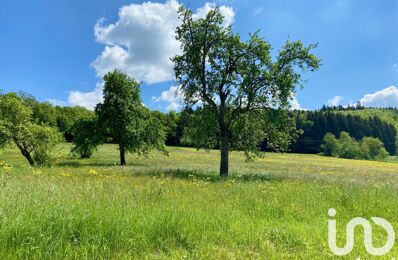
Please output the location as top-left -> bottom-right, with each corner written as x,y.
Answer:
66,0 -> 235,109
68,83 -> 104,110
152,85 -> 184,111
92,0 -> 234,83
327,95 -> 343,106
92,0 -> 181,83
360,86 -> 398,108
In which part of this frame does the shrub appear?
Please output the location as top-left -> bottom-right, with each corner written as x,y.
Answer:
360,137 -> 389,160
338,132 -> 362,159
71,118 -> 101,158
321,132 -> 388,161
320,133 -> 340,156
30,124 -> 64,166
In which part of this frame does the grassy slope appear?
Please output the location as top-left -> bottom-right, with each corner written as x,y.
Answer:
0,144 -> 398,259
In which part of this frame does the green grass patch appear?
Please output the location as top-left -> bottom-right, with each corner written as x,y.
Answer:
1,144 -> 398,258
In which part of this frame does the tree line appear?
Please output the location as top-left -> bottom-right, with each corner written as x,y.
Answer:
290,110 -> 397,155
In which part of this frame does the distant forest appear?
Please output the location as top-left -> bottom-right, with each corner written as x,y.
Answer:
16,92 -> 398,156
290,109 -> 397,155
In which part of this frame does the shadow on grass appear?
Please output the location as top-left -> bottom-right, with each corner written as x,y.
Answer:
132,168 -> 286,183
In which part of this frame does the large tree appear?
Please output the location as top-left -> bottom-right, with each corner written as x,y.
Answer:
172,7 -> 320,176
95,70 -> 166,165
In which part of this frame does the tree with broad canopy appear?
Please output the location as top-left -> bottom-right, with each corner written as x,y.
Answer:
94,70 -> 167,165
172,6 -> 321,176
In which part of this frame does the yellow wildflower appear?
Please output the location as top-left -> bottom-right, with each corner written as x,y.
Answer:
88,169 -> 98,175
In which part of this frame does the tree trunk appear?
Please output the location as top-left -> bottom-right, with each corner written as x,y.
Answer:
119,144 -> 126,166
219,132 -> 229,177
20,149 -> 35,166
14,141 -> 35,166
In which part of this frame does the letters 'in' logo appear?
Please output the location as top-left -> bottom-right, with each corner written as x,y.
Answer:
328,208 -> 395,256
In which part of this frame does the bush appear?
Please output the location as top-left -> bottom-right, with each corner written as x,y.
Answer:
360,137 -> 389,160
320,133 -> 340,156
71,118 -> 102,158
30,124 -> 64,166
338,132 -> 362,159
321,132 -> 388,161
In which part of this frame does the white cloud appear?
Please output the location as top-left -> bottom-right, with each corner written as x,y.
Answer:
327,95 -> 343,106
63,0 -> 235,110
289,95 -> 304,110
252,7 -> 264,16
360,86 -> 398,108
47,99 -> 69,107
68,83 -> 104,110
92,0 -> 235,84
92,0 -> 181,84
193,3 -> 235,26
152,85 -> 183,111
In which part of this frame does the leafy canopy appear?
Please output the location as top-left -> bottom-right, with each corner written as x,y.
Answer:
321,131 -> 388,161
0,93 -> 63,166
94,70 -> 166,164
172,6 -> 320,175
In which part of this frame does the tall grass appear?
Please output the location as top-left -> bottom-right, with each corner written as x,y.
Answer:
0,145 -> 398,258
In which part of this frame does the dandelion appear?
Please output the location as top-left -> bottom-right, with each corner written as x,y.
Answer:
88,169 -> 98,175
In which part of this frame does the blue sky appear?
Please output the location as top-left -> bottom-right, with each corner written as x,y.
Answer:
1,0 -> 398,111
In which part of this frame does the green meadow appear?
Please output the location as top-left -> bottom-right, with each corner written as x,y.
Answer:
1,144 -> 398,259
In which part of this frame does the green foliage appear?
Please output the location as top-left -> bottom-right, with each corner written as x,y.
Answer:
29,124 -> 64,166
71,117 -> 102,158
231,111 -> 267,161
320,133 -> 339,156
0,93 -> 63,166
337,132 -> 362,159
17,92 -> 94,142
32,102 -> 58,127
321,131 -> 388,160
181,107 -> 218,150
151,110 -> 181,146
95,70 -> 166,165
173,7 -> 320,176
360,137 -> 389,160
55,106 -> 94,142
262,110 -> 302,152
292,110 -> 397,155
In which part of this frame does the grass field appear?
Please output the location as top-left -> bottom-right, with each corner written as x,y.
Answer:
1,144 -> 398,259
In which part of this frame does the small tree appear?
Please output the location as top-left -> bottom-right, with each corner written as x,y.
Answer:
173,7 -> 320,176
71,117 -> 102,158
0,93 -> 63,166
360,137 -> 388,160
30,123 -> 64,166
95,70 -> 166,165
337,132 -> 361,159
321,133 -> 340,156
